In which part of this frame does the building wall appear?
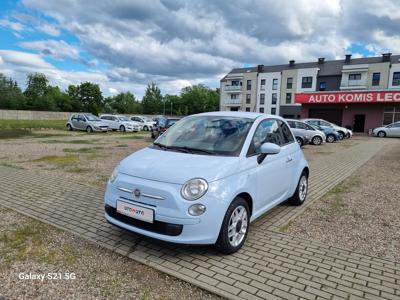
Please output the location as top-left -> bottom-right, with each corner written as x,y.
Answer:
367,62 -> 390,89
0,109 -> 73,120
280,69 -> 297,105
388,63 -> 400,89
256,72 -> 281,114
316,75 -> 341,91
296,68 -> 319,92
243,71 -> 258,112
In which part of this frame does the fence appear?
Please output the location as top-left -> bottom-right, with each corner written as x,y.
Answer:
0,109 -> 73,120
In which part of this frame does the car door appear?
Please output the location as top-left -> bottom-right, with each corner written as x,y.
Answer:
247,119 -> 292,215
295,121 -> 313,140
388,123 -> 400,137
70,114 -> 79,129
77,114 -> 86,129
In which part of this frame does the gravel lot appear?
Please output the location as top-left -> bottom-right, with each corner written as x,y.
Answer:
0,206 -> 220,300
285,140 -> 400,262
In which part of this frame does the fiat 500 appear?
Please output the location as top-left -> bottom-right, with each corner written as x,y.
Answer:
104,112 -> 309,253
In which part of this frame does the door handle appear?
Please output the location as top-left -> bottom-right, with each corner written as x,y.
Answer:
286,157 -> 293,163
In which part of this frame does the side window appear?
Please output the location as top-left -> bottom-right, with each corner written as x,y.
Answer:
71,114 -> 78,120
113,117 -> 118,121
320,121 -> 331,126
279,121 -> 295,144
287,121 -> 296,128
305,123 -> 315,131
78,114 -> 85,121
247,119 -> 283,156
296,122 -> 308,130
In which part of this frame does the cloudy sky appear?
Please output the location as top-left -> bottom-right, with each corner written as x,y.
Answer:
0,0 -> 399,98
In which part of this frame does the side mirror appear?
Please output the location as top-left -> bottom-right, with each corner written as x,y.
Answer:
257,143 -> 281,164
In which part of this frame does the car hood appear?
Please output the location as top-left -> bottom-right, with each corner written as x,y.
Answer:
119,147 -> 240,184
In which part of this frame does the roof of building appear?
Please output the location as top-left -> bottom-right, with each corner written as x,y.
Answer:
222,54 -> 400,80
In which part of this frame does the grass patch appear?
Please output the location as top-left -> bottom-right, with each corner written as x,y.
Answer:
66,166 -> 93,173
0,119 -> 66,130
0,219 -> 76,266
119,134 -> 147,140
0,129 -> 33,139
316,151 -> 334,155
42,139 -> 99,144
0,163 -> 24,169
115,144 -> 128,147
278,220 -> 294,233
33,155 -> 79,167
31,132 -> 69,139
324,177 -> 361,211
63,146 -> 104,154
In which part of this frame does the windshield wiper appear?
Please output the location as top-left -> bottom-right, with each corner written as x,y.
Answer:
153,143 -> 216,155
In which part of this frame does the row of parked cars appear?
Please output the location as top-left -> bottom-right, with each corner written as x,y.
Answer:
66,114 -> 157,133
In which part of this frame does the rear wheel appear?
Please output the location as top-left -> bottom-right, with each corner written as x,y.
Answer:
378,131 -> 386,138
143,125 -> 149,131
67,124 -> 73,131
345,132 -> 351,138
326,134 -> 335,143
119,125 -> 126,132
86,126 -> 93,133
215,197 -> 250,254
289,172 -> 308,206
312,136 -> 322,145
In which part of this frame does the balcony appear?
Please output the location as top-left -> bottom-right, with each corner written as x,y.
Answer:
223,85 -> 242,92
340,79 -> 367,90
223,97 -> 242,105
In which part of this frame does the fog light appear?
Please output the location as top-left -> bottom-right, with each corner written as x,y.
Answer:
188,204 -> 206,216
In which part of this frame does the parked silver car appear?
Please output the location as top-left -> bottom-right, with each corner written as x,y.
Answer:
372,122 -> 400,137
100,114 -> 140,132
302,118 -> 352,140
66,114 -> 109,133
286,119 -> 326,145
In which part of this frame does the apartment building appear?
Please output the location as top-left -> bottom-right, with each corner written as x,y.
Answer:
220,53 -> 400,132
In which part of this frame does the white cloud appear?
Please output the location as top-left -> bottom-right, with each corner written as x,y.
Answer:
36,22 -> 60,36
108,87 -> 118,94
19,40 -> 80,60
0,19 -> 25,32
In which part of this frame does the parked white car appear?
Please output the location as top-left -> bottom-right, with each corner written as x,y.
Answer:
104,112 -> 309,254
302,118 -> 352,140
130,116 -> 156,131
100,115 -> 140,132
286,119 -> 326,145
372,122 -> 400,137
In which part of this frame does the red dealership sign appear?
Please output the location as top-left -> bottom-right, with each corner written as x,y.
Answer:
295,91 -> 400,104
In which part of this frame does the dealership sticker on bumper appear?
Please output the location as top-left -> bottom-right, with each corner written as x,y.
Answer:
116,200 -> 154,223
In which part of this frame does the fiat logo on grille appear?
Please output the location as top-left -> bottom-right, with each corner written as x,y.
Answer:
133,188 -> 141,197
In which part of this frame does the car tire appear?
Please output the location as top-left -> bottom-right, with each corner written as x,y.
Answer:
345,132 -> 351,138
289,172 -> 308,206
67,124 -> 73,131
143,125 -> 149,131
215,197 -> 250,254
312,136 -> 322,145
296,137 -> 304,147
378,131 -> 386,138
326,134 -> 335,143
337,131 -> 344,140
120,125 -> 126,132
86,126 -> 93,133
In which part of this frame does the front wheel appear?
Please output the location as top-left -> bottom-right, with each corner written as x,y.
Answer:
67,124 -> 73,131
143,125 -> 149,131
289,172 -> 308,206
378,131 -> 386,138
119,125 -> 126,132
86,126 -> 93,133
312,135 -> 322,145
296,137 -> 304,147
215,198 -> 250,254
326,134 -> 335,143
337,131 -> 344,140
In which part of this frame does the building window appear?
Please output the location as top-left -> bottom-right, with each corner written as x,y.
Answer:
393,72 -> 400,86
272,93 -> 277,105
287,77 -> 293,89
271,108 -> 276,115
301,76 -> 313,88
261,79 -> 266,85
286,93 -> 292,104
383,107 -> 400,125
247,80 -> 251,90
372,72 -> 380,86
245,107 -> 250,112
231,80 -> 241,86
259,107 -> 264,113
231,94 -> 239,99
272,79 -> 278,90
260,93 -> 265,105
319,82 -> 326,91
349,73 -> 361,80
246,94 -> 251,104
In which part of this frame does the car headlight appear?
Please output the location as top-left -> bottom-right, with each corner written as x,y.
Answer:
181,178 -> 208,201
109,165 -> 120,183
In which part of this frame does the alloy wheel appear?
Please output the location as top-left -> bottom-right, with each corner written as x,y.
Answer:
299,175 -> 308,202
228,205 -> 248,247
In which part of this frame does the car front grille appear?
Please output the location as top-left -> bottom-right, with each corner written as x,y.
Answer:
105,205 -> 183,236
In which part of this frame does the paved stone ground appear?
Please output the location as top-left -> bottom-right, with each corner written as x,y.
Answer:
0,137 -> 399,300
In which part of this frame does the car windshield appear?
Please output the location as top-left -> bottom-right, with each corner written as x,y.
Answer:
154,115 -> 254,156
85,115 -> 101,121
118,116 -> 129,121
144,117 -> 153,122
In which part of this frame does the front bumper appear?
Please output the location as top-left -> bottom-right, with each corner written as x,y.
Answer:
104,174 -> 225,244
93,126 -> 109,132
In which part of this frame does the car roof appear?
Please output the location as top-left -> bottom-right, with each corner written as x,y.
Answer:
193,111 -> 279,120
285,119 -> 304,122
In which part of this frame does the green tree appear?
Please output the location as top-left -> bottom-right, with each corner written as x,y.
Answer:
23,73 -> 49,110
180,84 -> 219,115
67,85 -> 82,111
0,74 -> 26,109
104,92 -> 142,114
45,86 -> 74,112
66,82 -> 103,114
142,83 -> 163,114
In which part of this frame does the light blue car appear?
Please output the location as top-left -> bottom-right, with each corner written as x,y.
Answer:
104,112 -> 309,253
